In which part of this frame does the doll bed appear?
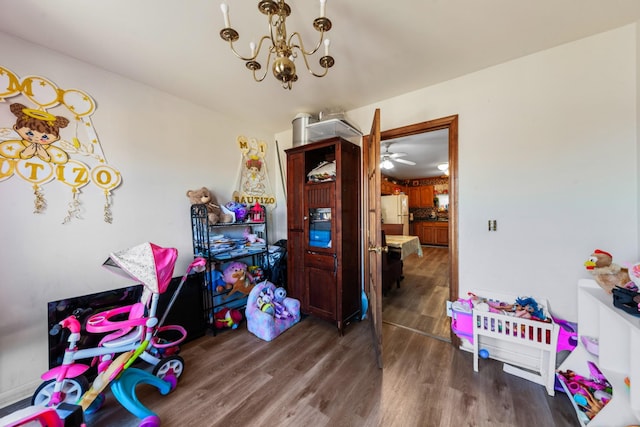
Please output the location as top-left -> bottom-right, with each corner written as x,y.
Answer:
470,291 -> 560,396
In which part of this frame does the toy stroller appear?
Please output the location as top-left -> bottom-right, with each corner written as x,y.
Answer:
32,242 -> 206,419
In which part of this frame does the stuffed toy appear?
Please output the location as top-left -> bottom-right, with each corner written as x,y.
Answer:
256,285 -> 292,319
468,293 -> 547,322
224,201 -> 248,222
214,307 -> 242,329
273,287 -> 292,319
513,296 -> 547,321
256,286 -> 276,316
222,261 -> 254,299
584,249 -> 630,294
243,227 -> 265,244
186,187 -> 221,224
248,265 -> 265,282
206,267 -> 229,293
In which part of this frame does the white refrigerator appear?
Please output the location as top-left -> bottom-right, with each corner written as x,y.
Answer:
381,194 -> 409,235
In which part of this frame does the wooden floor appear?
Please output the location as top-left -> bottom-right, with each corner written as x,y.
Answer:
2,317 -> 579,426
383,246 -> 451,340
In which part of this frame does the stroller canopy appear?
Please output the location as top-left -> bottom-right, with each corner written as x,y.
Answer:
103,242 -> 178,294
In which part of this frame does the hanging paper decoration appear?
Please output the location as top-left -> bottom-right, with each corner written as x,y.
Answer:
91,165 -> 122,224
0,65 -> 122,222
14,156 -> 55,213
56,160 -> 90,223
235,136 -> 275,208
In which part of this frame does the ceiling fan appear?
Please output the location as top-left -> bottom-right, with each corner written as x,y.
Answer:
380,143 -> 416,169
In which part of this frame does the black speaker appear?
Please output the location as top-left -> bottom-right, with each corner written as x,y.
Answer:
157,271 -> 206,343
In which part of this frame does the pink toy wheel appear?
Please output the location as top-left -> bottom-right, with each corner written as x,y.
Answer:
139,415 -> 161,427
152,355 -> 185,380
32,377 -> 89,407
163,374 -> 178,391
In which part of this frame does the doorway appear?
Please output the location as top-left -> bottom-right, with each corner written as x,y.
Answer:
379,115 -> 459,344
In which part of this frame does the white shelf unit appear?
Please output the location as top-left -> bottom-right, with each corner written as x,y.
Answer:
557,279 -> 640,426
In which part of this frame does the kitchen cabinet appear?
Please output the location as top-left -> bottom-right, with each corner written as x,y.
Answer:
408,186 -> 420,208
420,185 -> 435,207
415,221 -> 448,246
381,179 -> 394,195
408,185 -> 434,208
285,137 -> 361,334
381,178 -> 404,195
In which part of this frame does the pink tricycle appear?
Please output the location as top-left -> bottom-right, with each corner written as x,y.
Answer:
32,242 -> 206,412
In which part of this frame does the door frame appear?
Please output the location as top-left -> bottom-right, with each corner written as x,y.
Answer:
379,115 -> 459,345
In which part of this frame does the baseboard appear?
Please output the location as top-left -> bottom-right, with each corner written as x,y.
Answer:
0,379 -> 38,410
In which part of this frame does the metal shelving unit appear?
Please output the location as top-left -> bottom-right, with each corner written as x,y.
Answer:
190,203 -> 268,333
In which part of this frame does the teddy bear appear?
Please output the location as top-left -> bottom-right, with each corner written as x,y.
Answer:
584,249 -> 630,294
186,187 -> 221,224
222,261 -> 254,299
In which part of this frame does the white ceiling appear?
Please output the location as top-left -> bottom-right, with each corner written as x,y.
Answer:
1,0 -> 639,179
382,130 -> 450,180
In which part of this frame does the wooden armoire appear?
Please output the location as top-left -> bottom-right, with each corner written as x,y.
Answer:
285,136 -> 361,334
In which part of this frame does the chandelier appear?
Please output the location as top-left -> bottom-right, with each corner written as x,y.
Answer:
219,0 -> 334,90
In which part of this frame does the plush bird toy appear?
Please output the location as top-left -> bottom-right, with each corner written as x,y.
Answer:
214,307 -> 242,329
584,249 -> 630,294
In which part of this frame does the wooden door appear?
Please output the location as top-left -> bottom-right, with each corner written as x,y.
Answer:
364,109 -> 383,368
286,151 -> 306,309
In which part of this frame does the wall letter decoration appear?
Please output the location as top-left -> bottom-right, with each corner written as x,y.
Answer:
0,66 -> 122,223
235,136 -> 275,207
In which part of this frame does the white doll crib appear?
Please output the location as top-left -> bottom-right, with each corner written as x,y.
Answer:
471,291 -> 560,396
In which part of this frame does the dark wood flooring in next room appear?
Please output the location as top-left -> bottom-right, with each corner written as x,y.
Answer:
382,246 -> 452,340
1,316 -> 578,426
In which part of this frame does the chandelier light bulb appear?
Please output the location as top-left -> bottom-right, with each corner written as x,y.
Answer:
324,39 -> 330,56
250,41 -> 256,57
320,0 -> 327,17
220,3 -> 230,28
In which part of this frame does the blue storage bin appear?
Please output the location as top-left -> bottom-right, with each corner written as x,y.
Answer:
309,230 -> 331,248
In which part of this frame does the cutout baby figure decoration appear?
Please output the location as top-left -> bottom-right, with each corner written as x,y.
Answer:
235,136 -> 275,208
3,103 -> 70,163
0,66 -> 121,222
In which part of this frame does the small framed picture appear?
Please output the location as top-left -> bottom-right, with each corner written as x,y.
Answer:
412,180 -> 420,186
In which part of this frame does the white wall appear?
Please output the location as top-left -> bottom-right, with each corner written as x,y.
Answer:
274,27 -> 640,324
0,32 -> 275,406
2,23 -> 639,407
346,24 -> 639,322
